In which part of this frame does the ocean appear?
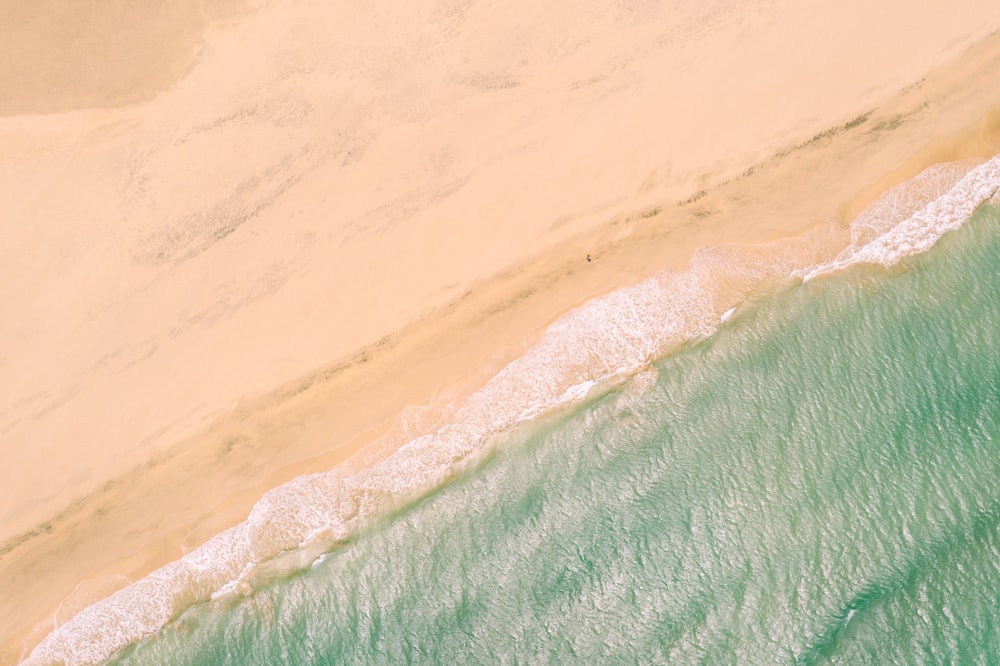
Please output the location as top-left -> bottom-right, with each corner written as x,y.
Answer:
26,157 -> 1000,664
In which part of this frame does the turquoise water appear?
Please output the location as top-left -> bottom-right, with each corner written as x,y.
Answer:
102,203 -> 1000,665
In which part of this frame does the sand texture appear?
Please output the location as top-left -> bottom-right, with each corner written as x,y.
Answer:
3,0 -> 1000,661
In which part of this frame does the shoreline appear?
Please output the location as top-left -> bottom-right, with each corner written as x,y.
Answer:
4,7 -> 1000,664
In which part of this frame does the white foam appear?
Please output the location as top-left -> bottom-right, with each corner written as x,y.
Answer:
798,156 -> 1000,282
23,526 -> 252,666
846,160 -> 978,252
24,154 -> 1000,665
560,379 -> 597,403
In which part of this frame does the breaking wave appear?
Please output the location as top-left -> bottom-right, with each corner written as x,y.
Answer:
797,155 -> 1000,281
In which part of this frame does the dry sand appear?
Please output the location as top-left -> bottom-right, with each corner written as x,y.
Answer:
3,0 -> 1000,661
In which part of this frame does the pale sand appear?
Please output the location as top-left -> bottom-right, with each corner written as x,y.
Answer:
3,0 -> 1000,661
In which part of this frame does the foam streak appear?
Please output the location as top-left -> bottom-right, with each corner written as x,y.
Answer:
798,156 -> 1000,282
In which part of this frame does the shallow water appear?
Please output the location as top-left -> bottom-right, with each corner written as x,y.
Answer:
95,202 -> 1000,665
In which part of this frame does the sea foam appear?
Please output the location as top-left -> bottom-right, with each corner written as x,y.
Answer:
797,156 -> 1000,282
22,153 -> 1000,665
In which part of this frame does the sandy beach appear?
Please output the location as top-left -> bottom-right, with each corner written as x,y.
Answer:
3,0 -> 1000,662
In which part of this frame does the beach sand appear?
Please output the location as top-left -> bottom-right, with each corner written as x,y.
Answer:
2,1 -> 1000,661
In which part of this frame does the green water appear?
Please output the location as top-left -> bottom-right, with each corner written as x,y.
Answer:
112,206 -> 999,665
